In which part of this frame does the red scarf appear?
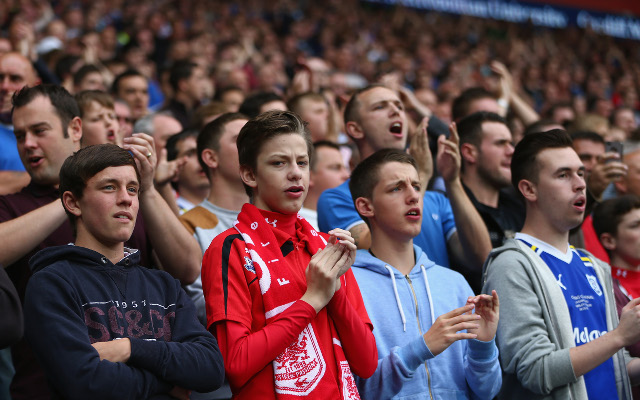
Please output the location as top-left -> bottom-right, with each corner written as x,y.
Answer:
233,203 -> 360,399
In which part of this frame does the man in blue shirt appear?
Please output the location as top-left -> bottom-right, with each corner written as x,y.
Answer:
317,85 -> 491,272
483,129 -> 640,399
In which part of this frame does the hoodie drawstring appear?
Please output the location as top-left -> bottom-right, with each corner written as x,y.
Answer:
383,264 -> 407,332
420,265 -> 435,325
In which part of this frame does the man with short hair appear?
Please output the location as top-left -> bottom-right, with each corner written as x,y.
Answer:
483,129 -> 640,399
0,52 -> 39,194
593,195 -> 640,399
611,106 -> 637,139
23,144 -> 225,399
133,112 -> 183,157
238,91 -> 287,118
288,92 -> 331,142
458,111 -> 523,248
112,69 -> 150,122
162,60 -> 210,128
458,111 -> 524,292
165,129 -> 209,214
300,141 -> 349,230
72,64 -> 105,93
0,84 -> 201,399
179,113 -> 249,323
350,148 -> 501,399
318,85 -> 491,272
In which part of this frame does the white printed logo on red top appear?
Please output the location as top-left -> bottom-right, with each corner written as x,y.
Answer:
274,324 -> 326,396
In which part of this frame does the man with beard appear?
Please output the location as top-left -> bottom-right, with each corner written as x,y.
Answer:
459,111 -> 524,248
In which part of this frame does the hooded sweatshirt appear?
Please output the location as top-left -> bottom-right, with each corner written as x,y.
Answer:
24,245 -> 224,400
352,245 -> 501,400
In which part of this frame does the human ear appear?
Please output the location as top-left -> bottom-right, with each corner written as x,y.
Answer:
599,233 -> 617,252
345,121 -> 364,141
518,179 -> 537,202
240,165 -> 257,189
67,117 -> 83,144
62,191 -> 82,217
460,143 -> 478,165
355,197 -> 374,218
201,148 -> 218,169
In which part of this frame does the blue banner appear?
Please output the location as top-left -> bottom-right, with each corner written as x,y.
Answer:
365,0 -> 640,41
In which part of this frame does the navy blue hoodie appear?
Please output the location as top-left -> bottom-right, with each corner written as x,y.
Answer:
24,245 -> 224,400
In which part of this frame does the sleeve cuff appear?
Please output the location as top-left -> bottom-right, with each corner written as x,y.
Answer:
395,335 -> 435,372
467,337 -> 498,361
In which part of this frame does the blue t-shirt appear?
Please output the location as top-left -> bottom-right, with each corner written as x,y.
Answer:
517,234 -> 617,400
0,123 -> 25,171
317,180 -> 456,268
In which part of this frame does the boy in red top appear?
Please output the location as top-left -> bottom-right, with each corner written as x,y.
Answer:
201,110 -> 377,399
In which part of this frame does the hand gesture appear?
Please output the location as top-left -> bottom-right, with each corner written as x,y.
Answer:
423,304 -> 480,356
490,61 -> 513,102
327,228 -> 357,290
437,122 -> 462,184
588,152 -> 627,199
614,297 -> 640,347
302,241 -> 352,313
123,133 -> 157,193
154,148 -> 187,187
466,290 -> 499,342
408,117 -> 432,190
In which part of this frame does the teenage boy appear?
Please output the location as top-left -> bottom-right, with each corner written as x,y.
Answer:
483,130 -> 640,399
24,144 -> 224,399
350,148 -> 501,399
593,195 -> 640,399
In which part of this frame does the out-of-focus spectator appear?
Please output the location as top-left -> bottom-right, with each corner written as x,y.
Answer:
162,60 -> 211,128
72,64 -> 105,93
0,52 -> 39,195
75,90 -> 120,147
114,99 -> 134,139
166,130 -> 209,214
300,141 -> 350,230
611,106 -> 637,140
238,91 -> 287,118
288,92 -> 331,142
215,86 -> 245,113
112,69 -> 150,122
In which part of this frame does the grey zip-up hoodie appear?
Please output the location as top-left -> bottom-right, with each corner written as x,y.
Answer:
482,239 -> 632,400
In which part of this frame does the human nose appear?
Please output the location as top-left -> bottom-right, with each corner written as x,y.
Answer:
23,132 -> 37,149
0,76 -> 9,91
574,173 -> 586,192
288,163 -> 303,180
506,143 -> 515,156
117,187 -> 133,204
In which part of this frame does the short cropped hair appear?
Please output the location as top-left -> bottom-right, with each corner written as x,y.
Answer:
237,110 -> 312,197
457,111 -> 508,148
169,60 -> 198,92
59,144 -> 140,229
311,140 -> 341,171
343,84 -> 387,127
511,129 -> 573,189
75,90 -> 115,118
570,130 -> 605,145
73,64 -> 102,87
111,69 -> 146,96
287,92 -> 326,115
451,87 -> 495,122
593,195 -> 640,255
12,84 -> 80,137
349,149 -> 418,227
238,92 -> 285,119
197,112 -> 248,176
166,129 -> 199,162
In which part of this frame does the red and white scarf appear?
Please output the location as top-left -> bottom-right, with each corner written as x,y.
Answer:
234,203 -> 360,399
